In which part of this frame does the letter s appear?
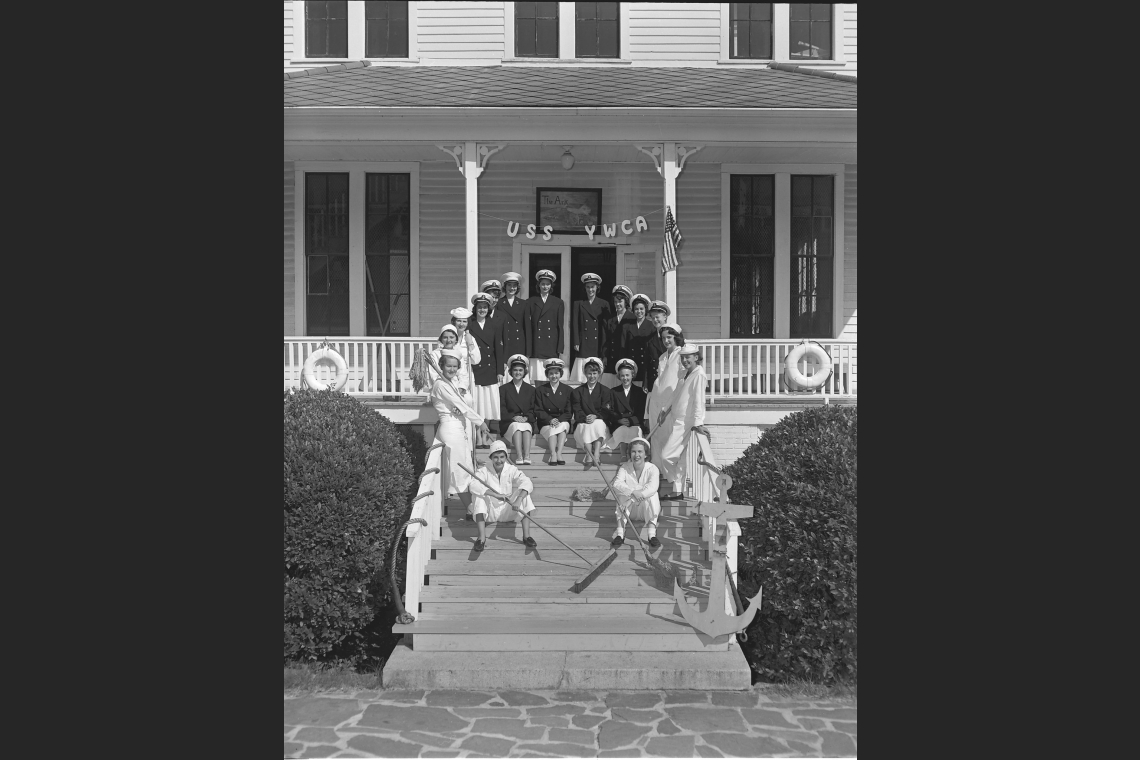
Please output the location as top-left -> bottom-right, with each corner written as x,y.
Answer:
526,224 -> 536,239
543,225 -> 553,241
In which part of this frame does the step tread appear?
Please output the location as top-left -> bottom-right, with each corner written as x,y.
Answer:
395,613 -> 698,634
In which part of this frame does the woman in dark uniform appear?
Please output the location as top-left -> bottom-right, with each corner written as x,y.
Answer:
570,357 -> 615,469
570,272 -> 612,384
602,284 -> 633,387
534,357 -> 573,465
496,272 -> 530,383
467,291 -> 504,447
526,269 -> 565,381
602,358 -> 649,461
644,300 -> 671,392
499,354 -> 538,465
621,293 -> 657,388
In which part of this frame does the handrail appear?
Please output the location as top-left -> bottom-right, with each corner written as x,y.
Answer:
400,443 -> 446,620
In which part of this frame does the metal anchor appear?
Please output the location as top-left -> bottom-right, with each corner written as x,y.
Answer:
673,497 -> 762,639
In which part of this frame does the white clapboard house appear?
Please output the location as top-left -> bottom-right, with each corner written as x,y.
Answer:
284,2 -> 856,689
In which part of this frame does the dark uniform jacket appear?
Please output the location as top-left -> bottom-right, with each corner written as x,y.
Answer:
534,381 -> 573,428
526,294 -> 565,360
467,317 -> 503,387
603,313 -> 633,375
621,318 -> 658,383
495,296 -> 529,371
645,332 -> 665,391
498,380 -> 537,433
571,382 -> 616,431
571,297 -> 612,365
609,383 -> 649,435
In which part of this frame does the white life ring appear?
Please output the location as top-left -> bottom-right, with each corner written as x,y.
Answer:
303,347 -> 349,392
784,342 -> 832,390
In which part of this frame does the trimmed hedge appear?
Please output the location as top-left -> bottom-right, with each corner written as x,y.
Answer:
284,389 -> 415,664
725,405 -> 857,683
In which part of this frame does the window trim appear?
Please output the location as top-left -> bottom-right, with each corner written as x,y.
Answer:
291,1 -> 419,65
504,2 -> 632,63
294,162 -> 420,337
720,164 -> 844,339
718,3 -> 846,65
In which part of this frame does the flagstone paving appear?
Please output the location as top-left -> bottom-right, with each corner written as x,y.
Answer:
284,688 -> 856,757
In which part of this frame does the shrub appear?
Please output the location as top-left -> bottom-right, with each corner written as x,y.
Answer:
724,405 -> 857,683
284,389 -> 415,665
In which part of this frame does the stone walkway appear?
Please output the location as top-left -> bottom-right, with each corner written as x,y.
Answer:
284,688 -> 856,758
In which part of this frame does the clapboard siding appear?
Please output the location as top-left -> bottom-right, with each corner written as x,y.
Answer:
841,163 -> 856,342
674,163 -> 722,340
284,1 -> 293,67
418,162 -> 469,336
842,4 -> 857,73
418,2 -> 505,59
476,161 -> 663,299
628,2 -> 721,62
284,161 -> 295,335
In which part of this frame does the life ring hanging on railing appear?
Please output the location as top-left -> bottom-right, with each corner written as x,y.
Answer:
784,340 -> 832,390
303,345 -> 349,392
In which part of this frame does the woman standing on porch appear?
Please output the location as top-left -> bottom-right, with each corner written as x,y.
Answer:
526,270 -> 565,380
602,285 -> 633,387
646,322 -> 684,457
655,343 -> 709,500
468,292 -> 503,448
621,294 -> 656,387
430,348 -> 491,515
570,273 -> 612,384
497,272 -> 530,382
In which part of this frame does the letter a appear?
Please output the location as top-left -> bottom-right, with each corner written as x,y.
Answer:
635,216 -> 648,232
603,223 -> 616,237
507,221 -> 519,237
585,225 -> 595,240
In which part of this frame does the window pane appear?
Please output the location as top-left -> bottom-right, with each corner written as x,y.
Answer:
390,19 -> 408,56
749,20 -> 771,57
517,18 -> 536,55
731,3 -> 744,21
576,2 -> 593,19
537,2 -> 559,17
307,174 -> 349,255
598,2 -> 617,20
752,3 -> 771,21
598,18 -> 617,56
537,17 -> 558,56
812,21 -> 831,59
732,20 -> 749,58
789,3 -> 810,21
328,18 -> 348,57
577,19 -> 597,55
307,20 -> 328,56
308,255 -> 329,295
813,176 -> 833,215
391,2 -> 407,20
789,20 -> 811,58
366,1 -> 389,19
517,2 -> 536,18
367,20 -> 389,57
810,3 -> 830,21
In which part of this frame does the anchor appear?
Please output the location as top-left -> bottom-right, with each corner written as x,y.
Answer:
673,475 -> 763,638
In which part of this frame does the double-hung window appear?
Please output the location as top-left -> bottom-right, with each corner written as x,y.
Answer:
365,174 -> 411,336
789,3 -> 831,60
724,3 -> 836,62
300,1 -> 410,60
305,1 -> 348,58
729,3 -> 772,59
789,176 -> 833,338
366,1 -> 409,58
515,2 -> 560,57
306,173 -> 351,336
576,3 -> 619,58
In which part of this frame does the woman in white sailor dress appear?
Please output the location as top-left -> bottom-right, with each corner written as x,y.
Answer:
468,440 -> 537,551
655,343 -> 709,500
645,322 -> 684,458
570,272 -> 612,384
608,437 -> 662,548
430,348 -> 491,513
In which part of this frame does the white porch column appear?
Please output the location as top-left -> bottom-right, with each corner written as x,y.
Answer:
635,143 -> 703,312
438,143 -> 507,302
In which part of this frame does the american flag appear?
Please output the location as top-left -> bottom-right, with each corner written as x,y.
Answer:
662,206 -> 683,274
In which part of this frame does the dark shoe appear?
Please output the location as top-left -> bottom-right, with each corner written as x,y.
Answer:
474,539 -> 485,552
465,513 -> 474,521
663,493 -> 684,500
523,536 -> 537,547
648,536 -> 661,549
611,535 -> 625,547
548,460 -> 557,466
556,459 -> 566,465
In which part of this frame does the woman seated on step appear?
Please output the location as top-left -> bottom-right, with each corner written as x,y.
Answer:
534,357 -> 573,465
498,354 -> 538,465
601,358 -> 648,462
467,440 -> 537,552
570,356 -> 614,468
608,437 -> 661,549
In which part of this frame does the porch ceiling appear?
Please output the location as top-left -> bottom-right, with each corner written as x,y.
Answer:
284,65 -> 856,110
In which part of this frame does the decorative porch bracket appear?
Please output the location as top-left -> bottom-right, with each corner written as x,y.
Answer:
633,143 -> 703,308
436,144 -> 508,298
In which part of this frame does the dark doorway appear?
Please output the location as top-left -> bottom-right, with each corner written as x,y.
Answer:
569,247 -> 617,364
528,252 -> 563,300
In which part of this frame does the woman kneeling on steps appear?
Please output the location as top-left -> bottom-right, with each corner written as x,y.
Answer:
608,437 -> 661,549
468,440 -> 537,552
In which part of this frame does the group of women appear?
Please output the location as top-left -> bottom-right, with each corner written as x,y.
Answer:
427,269 -> 710,550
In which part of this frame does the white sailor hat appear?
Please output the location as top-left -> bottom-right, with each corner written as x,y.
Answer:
615,358 -> 638,375
438,347 -> 463,366
480,279 -> 502,293
649,300 -> 671,316
631,293 -> 651,309
581,272 -> 602,286
507,353 -> 530,374
471,292 -> 493,307
659,321 -> 682,335
489,440 -> 509,456
630,436 -> 651,451
612,285 -> 633,302
679,343 -> 700,356
502,272 -> 522,285
535,269 -> 557,283
543,357 -> 566,373
438,324 -> 458,337
450,307 -> 473,319
583,356 -> 604,372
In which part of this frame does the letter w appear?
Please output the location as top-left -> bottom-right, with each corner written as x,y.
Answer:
603,224 -> 617,237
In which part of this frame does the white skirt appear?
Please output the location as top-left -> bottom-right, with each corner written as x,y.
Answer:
434,415 -> 472,496
604,423 -> 644,450
575,419 -> 609,445
471,383 -> 500,420
528,358 -> 549,381
473,493 -> 536,523
540,420 -> 570,440
503,421 -> 533,439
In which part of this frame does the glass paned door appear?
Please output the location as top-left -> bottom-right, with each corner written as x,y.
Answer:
306,173 -> 350,335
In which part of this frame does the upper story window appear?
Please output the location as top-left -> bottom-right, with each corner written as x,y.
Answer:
516,2 -> 560,57
789,3 -> 831,60
576,3 -> 619,58
366,1 -> 409,58
306,1 -> 348,58
729,4 -> 772,59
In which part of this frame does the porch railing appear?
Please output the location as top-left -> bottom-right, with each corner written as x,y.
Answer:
283,337 -> 857,400
402,443 -> 448,621
685,430 -> 741,626
698,339 -> 857,401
